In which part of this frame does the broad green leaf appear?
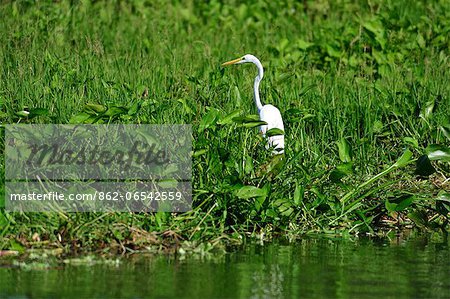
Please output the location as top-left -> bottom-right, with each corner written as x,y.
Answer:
199,108 -> 221,132
416,33 -> 426,49
326,44 -> 341,58
362,18 -> 386,48
103,106 -> 128,117
301,114 -> 315,120
363,19 -> 383,35
394,149 -> 413,167
69,112 -> 94,124
217,109 -> 242,125
233,86 -> 242,108
232,114 -> 260,123
407,210 -> 428,227
277,38 -> 289,53
385,195 -> 415,212
242,121 -> 267,128
310,187 -> 326,209
336,162 -> 354,174
15,110 -> 29,118
258,154 -> 285,175
436,191 -> 450,203
177,99 -> 194,115
396,196 -> 415,210
266,128 -> 284,137
254,184 -> 270,211
244,155 -> 253,174
297,39 -> 314,50
128,102 -> 141,116
265,209 -> 278,218
403,137 -> 418,148
284,108 -> 300,115
293,184 -> 304,205
28,108 -> 49,117
385,199 -> 397,212
237,3 -> 247,21
254,195 -> 265,212
234,185 -> 268,199
330,162 -> 354,182
337,138 -> 352,163
85,103 -> 107,113
274,198 -> 294,217
425,144 -> 450,161
192,149 -> 208,157
372,49 -> 387,65
436,195 -> 450,214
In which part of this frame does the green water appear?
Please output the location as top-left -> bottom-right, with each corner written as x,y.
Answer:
1,236 -> 449,298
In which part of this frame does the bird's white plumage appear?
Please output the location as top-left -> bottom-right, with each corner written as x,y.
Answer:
222,54 -> 285,154
259,104 -> 285,153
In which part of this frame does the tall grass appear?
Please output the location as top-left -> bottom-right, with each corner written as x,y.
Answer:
0,0 -> 449,252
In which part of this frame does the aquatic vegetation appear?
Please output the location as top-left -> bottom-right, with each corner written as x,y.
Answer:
0,0 -> 449,252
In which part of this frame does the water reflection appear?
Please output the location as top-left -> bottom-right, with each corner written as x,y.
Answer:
0,234 -> 448,298
250,264 -> 284,299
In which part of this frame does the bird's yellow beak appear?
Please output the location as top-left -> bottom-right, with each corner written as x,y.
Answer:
221,57 -> 242,66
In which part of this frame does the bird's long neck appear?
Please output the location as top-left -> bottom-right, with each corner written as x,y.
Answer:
253,61 -> 264,111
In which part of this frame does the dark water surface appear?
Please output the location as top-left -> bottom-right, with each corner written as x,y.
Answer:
1,235 -> 449,298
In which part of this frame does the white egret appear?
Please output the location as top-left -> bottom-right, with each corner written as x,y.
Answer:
222,54 -> 285,154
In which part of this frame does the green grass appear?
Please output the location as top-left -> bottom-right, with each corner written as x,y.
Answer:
0,0 -> 449,253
